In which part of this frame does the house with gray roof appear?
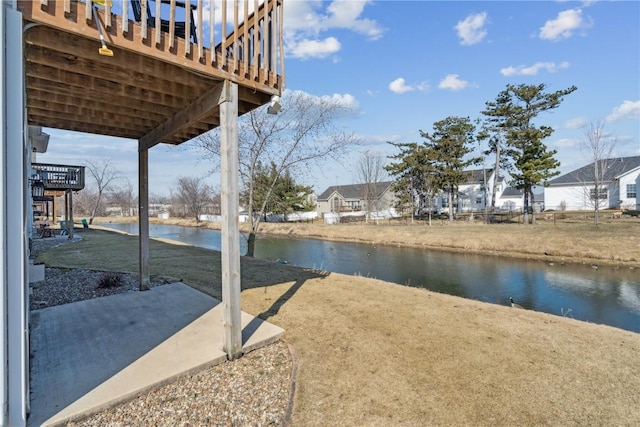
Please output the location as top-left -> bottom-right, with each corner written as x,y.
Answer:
496,186 -> 545,212
544,156 -> 640,211
316,181 -> 395,218
434,168 -> 508,214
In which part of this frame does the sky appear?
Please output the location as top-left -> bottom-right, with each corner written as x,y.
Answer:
37,0 -> 640,197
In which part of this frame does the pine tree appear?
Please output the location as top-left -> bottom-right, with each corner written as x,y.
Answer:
421,116 -> 480,221
483,83 -> 577,223
385,142 -> 438,221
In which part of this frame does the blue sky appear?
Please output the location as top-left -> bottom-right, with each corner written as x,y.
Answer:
38,0 -> 640,197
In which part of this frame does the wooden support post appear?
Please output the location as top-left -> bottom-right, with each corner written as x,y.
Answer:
68,188 -> 74,239
220,80 -> 242,360
64,190 -> 70,237
138,145 -> 150,291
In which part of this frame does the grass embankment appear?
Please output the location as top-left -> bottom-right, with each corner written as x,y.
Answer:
38,228 -> 640,426
95,215 -> 640,267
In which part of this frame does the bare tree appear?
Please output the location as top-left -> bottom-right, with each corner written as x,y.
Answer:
85,159 -> 120,224
577,120 -> 617,225
172,176 -> 214,222
355,150 -> 388,222
195,90 -> 360,256
69,185 -> 98,218
109,178 -> 137,217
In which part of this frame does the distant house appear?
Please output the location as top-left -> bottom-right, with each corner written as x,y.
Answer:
496,186 -> 545,212
316,181 -> 395,217
434,168 -> 509,214
544,156 -> 640,211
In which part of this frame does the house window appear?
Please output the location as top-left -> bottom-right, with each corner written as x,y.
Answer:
476,197 -> 482,204
627,184 -> 636,198
589,187 -> 608,200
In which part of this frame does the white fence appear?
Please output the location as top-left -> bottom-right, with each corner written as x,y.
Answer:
199,211 -> 318,223
323,209 -> 400,224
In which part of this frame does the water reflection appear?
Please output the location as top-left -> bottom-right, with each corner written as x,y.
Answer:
98,222 -> 640,333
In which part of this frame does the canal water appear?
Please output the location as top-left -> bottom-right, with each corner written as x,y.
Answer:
99,222 -> 640,333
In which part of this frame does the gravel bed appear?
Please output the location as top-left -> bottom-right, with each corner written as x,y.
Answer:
68,341 -> 292,427
29,237 -> 294,426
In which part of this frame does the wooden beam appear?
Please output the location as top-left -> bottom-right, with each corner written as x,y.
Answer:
220,80 -> 242,360
27,84 -> 179,117
27,101 -> 160,129
139,81 -> 225,150
24,42 -> 213,99
25,70 -> 199,111
138,145 -> 150,291
19,0 -> 282,94
26,112 -> 141,139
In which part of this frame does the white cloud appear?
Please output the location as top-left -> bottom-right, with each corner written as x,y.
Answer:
455,12 -> 488,46
539,8 -> 591,41
362,134 -> 402,146
564,117 -> 587,129
288,37 -> 341,59
553,138 -> 581,149
438,74 -> 469,91
606,100 -> 640,122
284,0 -> 384,59
389,78 -> 415,94
500,61 -> 570,76
324,0 -> 384,40
320,92 -> 360,110
416,82 -> 431,92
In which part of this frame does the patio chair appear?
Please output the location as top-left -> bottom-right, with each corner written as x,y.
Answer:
131,0 -> 198,44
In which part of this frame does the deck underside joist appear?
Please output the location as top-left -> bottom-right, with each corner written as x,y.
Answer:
20,0 -> 281,146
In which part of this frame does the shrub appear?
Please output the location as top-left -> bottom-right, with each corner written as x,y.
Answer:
96,272 -> 123,289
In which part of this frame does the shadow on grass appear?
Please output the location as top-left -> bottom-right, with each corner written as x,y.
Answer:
255,276 -> 319,322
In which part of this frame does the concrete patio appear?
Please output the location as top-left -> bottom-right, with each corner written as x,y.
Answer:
28,282 -> 285,426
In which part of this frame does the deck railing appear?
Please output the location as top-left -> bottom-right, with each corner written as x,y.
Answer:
32,163 -> 85,191
82,0 -> 285,88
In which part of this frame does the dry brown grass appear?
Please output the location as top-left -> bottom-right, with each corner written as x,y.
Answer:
39,225 -> 640,426
256,219 -> 640,267
242,277 -> 640,426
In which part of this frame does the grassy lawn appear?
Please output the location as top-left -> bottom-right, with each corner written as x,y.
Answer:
37,224 -> 640,425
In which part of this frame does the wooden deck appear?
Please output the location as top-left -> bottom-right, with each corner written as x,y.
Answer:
32,162 -> 85,191
19,0 -> 284,147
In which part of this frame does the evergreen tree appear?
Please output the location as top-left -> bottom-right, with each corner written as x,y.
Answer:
421,116 -> 479,221
241,162 -> 314,220
385,142 -> 437,221
483,83 -> 576,223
